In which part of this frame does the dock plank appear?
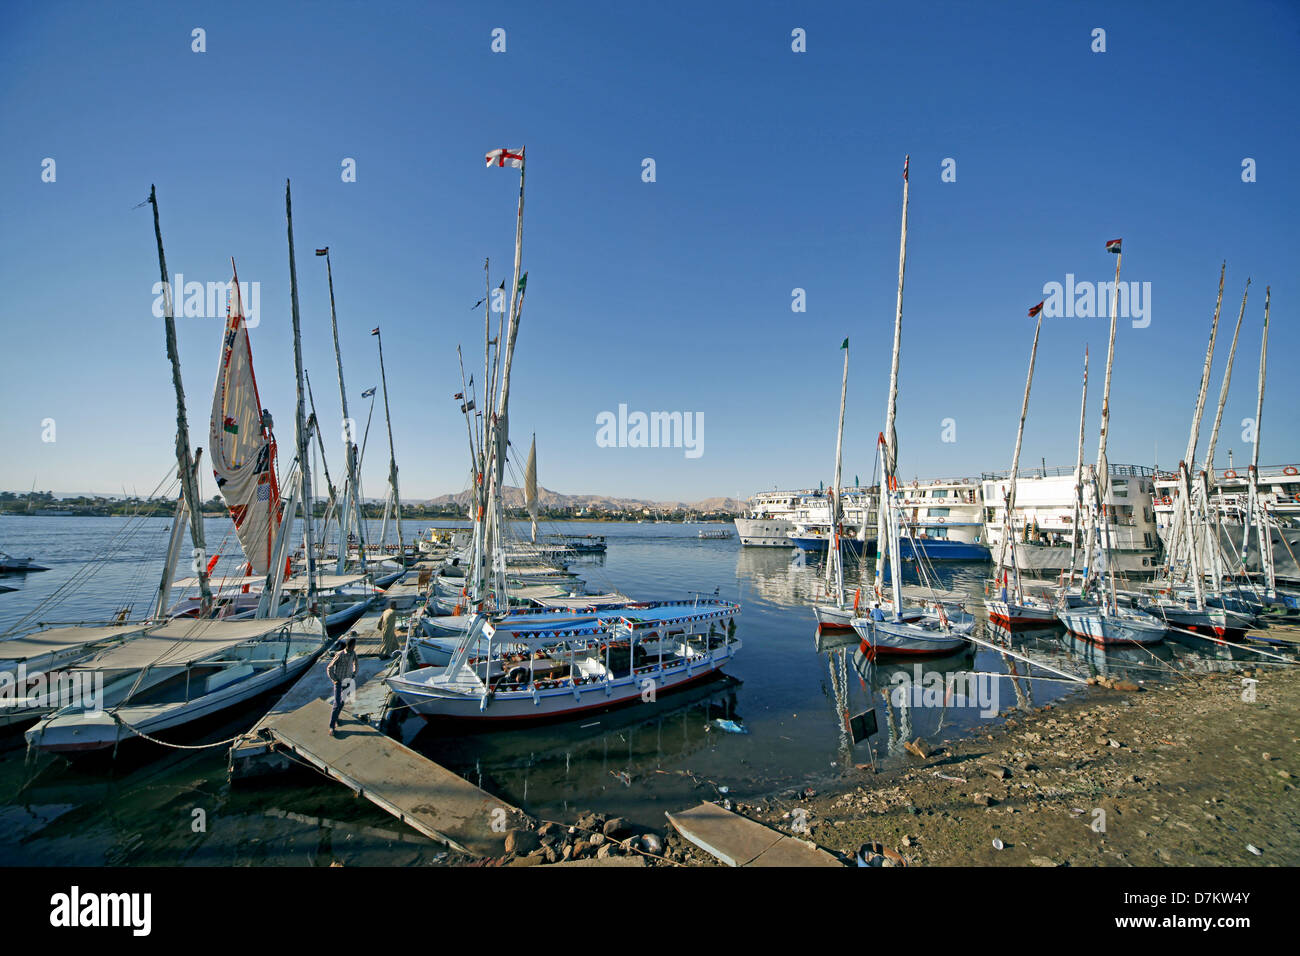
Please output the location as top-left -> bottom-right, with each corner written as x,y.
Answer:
261,698 -> 527,857
666,802 -> 842,867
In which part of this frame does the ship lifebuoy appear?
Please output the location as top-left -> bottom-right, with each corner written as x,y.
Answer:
1284,466 -> 1298,476
1224,470 -> 1238,478
935,517 -> 945,524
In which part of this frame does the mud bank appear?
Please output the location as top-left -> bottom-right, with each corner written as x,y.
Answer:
735,664 -> 1299,866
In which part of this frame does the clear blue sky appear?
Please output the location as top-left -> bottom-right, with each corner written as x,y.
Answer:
2,1 -> 1296,502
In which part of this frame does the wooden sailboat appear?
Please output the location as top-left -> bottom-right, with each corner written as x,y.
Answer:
1056,240 -> 1165,646
984,304 -> 1056,626
851,157 -> 973,656
26,185 -> 328,753
814,339 -> 871,630
389,147 -> 742,718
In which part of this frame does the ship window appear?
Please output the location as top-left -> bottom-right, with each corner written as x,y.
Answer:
928,507 -> 951,517
931,489 -> 948,498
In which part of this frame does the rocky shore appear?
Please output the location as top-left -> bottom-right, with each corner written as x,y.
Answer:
479,662 -> 1297,867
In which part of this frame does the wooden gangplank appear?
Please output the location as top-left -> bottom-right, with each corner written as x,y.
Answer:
665,802 -> 842,867
261,698 -> 527,856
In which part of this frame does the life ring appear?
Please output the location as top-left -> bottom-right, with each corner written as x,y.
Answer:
1285,466 -> 1298,476
935,517 -> 945,524
1224,470 -> 1238,478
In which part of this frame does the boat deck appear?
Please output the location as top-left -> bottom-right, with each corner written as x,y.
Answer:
665,802 -> 842,867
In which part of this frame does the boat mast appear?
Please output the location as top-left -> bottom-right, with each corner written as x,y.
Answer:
825,339 -> 849,601
1200,280 -> 1249,593
318,247 -> 367,573
873,156 -> 908,604
148,185 -> 212,616
154,451 -> 203,620
285,181 -> 318,606
996,309 -> 1044,604
374,325 -> 403,560
1093,241 -> 1124,613
1064,348 -> 1089,588
484,147 -> 527,610
1245,288 -> 1272,594
1167,265 -> 1224,610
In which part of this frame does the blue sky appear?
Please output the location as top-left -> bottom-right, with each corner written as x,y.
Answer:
2,1 -> 1296,502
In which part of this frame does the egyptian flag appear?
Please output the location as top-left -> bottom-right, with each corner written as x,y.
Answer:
371,327 -> 380,335
315,248 -> 328,256
453,392 -> 464,400
486,147 -> 524,168
1106,239 -> 1122,254
1028,301 -> 1044,318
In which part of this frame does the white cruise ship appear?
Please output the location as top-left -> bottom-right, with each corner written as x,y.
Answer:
888,477 -> 990,560
734,489 -> 814,547
1152,464 -> 1300,583
981,464 -> 1160,575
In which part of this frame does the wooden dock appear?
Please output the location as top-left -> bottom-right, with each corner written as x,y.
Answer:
249,698 -> 527,856
666,802 -> 842,867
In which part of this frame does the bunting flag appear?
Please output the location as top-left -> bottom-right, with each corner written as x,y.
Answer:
486,147 -> 525,168
1106,238 -> 1122,254
1028,301 -> 1044,318
370,327 -> 380,335
361,386 -> 376,398
315,248 -> 328,256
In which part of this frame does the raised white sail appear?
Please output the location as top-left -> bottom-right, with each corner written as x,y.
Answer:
209,264 -> 281,576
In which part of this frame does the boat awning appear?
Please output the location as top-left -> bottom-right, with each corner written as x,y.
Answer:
70,617 -> 303,671
0,623 -> 152,664
171,573 -> 369,592
533,592 -> 630,609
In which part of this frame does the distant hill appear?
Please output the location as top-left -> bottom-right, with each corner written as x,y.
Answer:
421,485 -> 744,515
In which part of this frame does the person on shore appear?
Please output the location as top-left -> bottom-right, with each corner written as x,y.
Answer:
326,636 -> 358,735
378,601 -> 399,657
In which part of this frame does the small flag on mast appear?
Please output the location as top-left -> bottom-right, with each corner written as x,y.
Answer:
841,337 -> 849,349
361,387 -> 376,398
453,392 -> 464,400
1028,301 -> 1044,318
903,156 -> 909,182
1106,238 -> 1122,254
370,327 -> 380,335
315,248 -> 328,256
485,147 -> 524,168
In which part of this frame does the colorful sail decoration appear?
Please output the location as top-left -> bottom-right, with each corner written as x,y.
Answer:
209,265 -> 280,575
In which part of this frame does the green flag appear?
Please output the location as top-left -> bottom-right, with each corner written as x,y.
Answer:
841,337 -> 849,349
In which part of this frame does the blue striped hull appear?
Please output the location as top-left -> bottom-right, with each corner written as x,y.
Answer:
898,539 -> 990,562
790,537 -> 874,554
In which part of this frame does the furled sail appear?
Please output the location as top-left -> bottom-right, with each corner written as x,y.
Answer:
209,265 -> 280,575
525,434 -> 538,541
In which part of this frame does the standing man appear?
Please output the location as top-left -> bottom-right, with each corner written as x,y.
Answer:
326,636 -> 358,735
378,600 -> 399,657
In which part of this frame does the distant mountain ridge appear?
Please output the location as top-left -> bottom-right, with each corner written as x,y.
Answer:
421,485 -> 744,514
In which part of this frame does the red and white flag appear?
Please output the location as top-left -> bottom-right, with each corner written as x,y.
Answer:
485,147 -> 524,168
1105,238 -> 1122,254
